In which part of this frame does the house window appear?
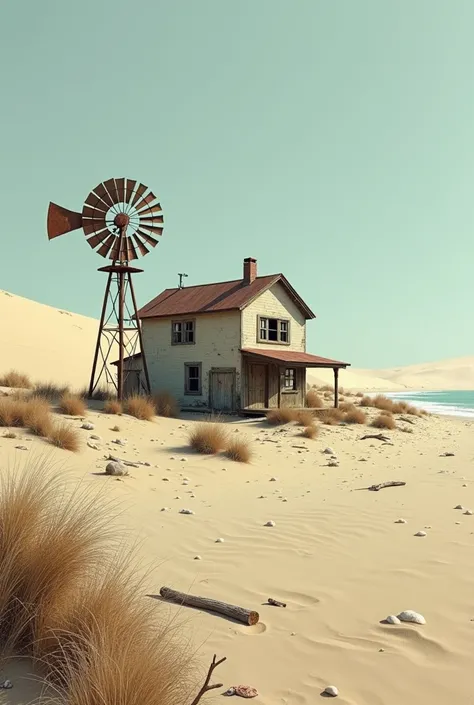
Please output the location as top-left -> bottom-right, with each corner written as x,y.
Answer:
172,319 -> 195,345
283,368 -> 297,391
258,317 -> 290,344
185,363 -> 201,395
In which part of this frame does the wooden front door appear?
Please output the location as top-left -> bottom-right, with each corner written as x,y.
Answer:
210,368 -> 236,412
247,363 -> 267,409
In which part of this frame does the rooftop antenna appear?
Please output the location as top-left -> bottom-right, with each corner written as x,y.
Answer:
46,178 -> 164,401
178,272 -> 188,289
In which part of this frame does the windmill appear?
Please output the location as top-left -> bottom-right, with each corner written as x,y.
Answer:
46,178 -> 163,400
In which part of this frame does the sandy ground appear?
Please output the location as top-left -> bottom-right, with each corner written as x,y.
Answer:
1,396 -> 474,705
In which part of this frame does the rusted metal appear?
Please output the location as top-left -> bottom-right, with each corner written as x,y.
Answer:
47,202 -> 83,239
84,192 -> 108,212
93,182 -> 115,208
139,211 -> 164,222
132,233 -> 149,257
96,234 -> 116,258
139,203 -> 162,217
142,224 -> 164,236
125,178 -> 137,203
83,219 -> 105,236
114,213 -> 130,228
130,182 -> 147,207
115,177 -> 126,204
134,191 -> 156,213
135,228 -> 159,247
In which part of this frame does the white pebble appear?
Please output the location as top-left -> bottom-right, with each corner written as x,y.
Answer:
397,610 -> 426,624
215,538 -> 225,543
323,447 -> 335,455
385,615 -> 401,625
395,518 -> 407,524
414,531 -> 427,537
179,508 -> 195,515
323,685 -> 338,697
182,480 -> 189,485
264,520 -> 275,527
1,680 -> 12,689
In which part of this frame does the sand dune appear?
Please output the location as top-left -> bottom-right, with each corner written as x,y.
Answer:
364,356 -> 474,390
0,289 -> 110,389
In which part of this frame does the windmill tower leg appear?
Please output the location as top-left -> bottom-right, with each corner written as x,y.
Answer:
88,265 -> 150,401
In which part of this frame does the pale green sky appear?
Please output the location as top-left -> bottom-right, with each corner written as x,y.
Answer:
1,0 -> 473,368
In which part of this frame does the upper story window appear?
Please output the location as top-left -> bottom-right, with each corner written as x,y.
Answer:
258,316 -> 290,344
172,319 -> 195,345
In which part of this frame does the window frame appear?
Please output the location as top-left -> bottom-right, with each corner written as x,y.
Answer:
282,367 -> 297,393
257,315 -> 291,345
184,362 -> 202,395
171,318 -> 196,346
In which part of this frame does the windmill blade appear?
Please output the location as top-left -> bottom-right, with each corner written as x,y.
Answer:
126,236 -> 138,261
82,204 -> 108,220
134,191 -> 156,213
108,236 -> 124,261
132,233 -> 150,257
83,219 -> 107,236
116,178 -> 126,203
103,178 -> 120,205
137,203 -> 162,218
93,182 -> 115,208
130,182 -> 147,207
87,227 -> 111,249
139,213 -> 164,224
47,202 -> 83,239
140,224 -> 163,237
136,228 -> 159,247
124,178 -> 137,205
96,234 -> 116,258
84,192 -> 108,213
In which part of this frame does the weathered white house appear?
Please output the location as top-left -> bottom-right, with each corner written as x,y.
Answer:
115,258 -> 349,412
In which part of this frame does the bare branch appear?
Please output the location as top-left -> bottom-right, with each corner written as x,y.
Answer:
190,654 -> 227,705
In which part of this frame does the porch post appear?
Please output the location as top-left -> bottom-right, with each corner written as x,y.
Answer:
333,367 -> 339,408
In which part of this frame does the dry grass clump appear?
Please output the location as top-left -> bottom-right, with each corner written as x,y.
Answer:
153,390 -> 179,418
34,382 -> 70,401
0,398 -> 23,426
355,391 -> 364,397
339,401 -> 356,412
359,395 -> 374,407
123,395 -> 156,421
371,413 -> 396,430
372,394 -> 396,412
24,396 -> 53,437
301,424 -> 319,439
344,408 -> 367,424
266,408 -> 297,425
188,422 -> 229,454
320,384 -> 333,392
59,393 -> 87,417
103,399 -> 122,415
0,370 -> 32,389
295,409 -> 315,426
318,407 -> 345,425
48,422 -> 81,452
224,437 -> 253,463
305,389 -> 323,408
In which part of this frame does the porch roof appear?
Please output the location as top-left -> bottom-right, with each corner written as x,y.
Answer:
241,348 -> 350,368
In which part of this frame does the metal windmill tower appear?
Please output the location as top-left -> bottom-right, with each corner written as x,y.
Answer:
46,178 -> 163,400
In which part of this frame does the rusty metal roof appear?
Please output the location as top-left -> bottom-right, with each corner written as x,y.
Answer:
241,348 -> 350,368
137,274 -> 316,320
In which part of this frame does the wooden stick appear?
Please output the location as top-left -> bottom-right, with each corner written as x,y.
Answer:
159,587 -> 260,625
190,654 -> 226,705
360,433 -> 391,442
267,597 -> 286,608
365,481 -> 406,492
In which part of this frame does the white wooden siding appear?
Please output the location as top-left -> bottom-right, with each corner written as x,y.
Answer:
241,282 -> 306,351
141,311 -> 241,408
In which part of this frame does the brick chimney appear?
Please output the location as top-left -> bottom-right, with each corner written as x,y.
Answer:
243,257 -> 257,285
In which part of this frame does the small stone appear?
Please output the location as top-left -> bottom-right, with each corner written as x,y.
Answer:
90,434 -> 101,440
323,447 -> 335,454
81,422 -> 94,430
87,441 -> 100,450
179,508 -> 195,515
182,480 -> 189,485
194,555 -> 202,560
105,461 -> 128,477
215,538 -> 224,543
328,460 -> 339,467
395,518 -> 407,524
282,497 -> 288,502
270,477 -> 277,482
1,680 -> 12,689
15,445 -> 28,451
379,648 -> 385,652
162,477 -> 170,482
464,509 -> 473,515
463,483 -> 468,487
181,457 -> 187,461
414,531 -> 427,537
385,615 -> 401,625
112,438 -> 127,446
264,520 -> 275,527
161,507 -> 170,512
397,610 -> 426,625
323,685 -> 338,697
455,504 -> 464,510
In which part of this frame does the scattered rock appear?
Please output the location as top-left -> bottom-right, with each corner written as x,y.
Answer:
385,615 -> 401,625
162,477 -> 170,482
0,680 -> 12,689
264,520 -> 275,527
161,507 -> 170,512
194,555 -> 202,561
179,509 -> 195,515
395,518 -> 407,524
455,504 -> 464,510
15,445 -> 28,451
269,477 -> 277,482
105,461 -> 128,477
87,441 -> 100,450
464,509 -> 473,516
323,447 -> 335,454
440,452 -> 455,457
112,438 -> 127,446
327,460 -> 339,467
323,685 -> 339,697
414,531 -> 427,537
215,538 -> 225,543
81,423 -> 94,430
397,610 -> 426,624
90,434 -> 101,441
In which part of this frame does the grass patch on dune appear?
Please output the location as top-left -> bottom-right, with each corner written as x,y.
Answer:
103,399 -> 123,415
34,382 -> 70,401
153,391 -> 179,418
301,424 -> 319,439
266,408 -> 297,425
344,408 -> 367,424
0,370 -> 32,389
48,423 -> 81,452
295,410 -> 315,427
305,390 -> 324,408
188,422 -> 229,454
124,395 -> 156,421
59,394 -> 87,417
224,437 -> 253,463
371,412 -> 396,430
318,407 -> 345,425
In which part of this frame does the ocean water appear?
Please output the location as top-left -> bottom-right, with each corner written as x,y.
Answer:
385,390 -> 474,419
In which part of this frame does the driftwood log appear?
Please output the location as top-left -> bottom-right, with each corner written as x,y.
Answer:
366,481 -> 406,492
267,597 -> 286,608
160,587 -> 259,625
360,433 -> 391,442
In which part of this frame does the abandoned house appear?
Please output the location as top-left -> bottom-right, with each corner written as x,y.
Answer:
114,258 -> 350,411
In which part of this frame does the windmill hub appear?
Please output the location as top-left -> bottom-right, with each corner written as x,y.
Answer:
114,212 -> 130,228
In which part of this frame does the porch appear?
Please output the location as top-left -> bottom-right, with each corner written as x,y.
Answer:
240,348 -> 350,412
